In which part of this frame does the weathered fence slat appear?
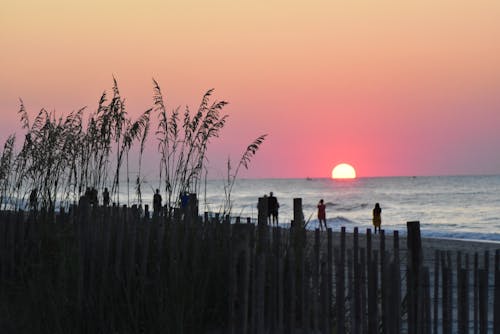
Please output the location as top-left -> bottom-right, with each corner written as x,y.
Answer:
495,250 -> 500,334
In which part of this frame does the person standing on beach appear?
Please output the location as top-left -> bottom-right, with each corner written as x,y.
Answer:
102,187 -> 110,207
317,199 -> 327,231
90,187 -> 98,206
29,188 -> 38,212
180,192 -> 189,219
372,203 -> 382,234
268,192 -> 279,226
153,189 -> 162,217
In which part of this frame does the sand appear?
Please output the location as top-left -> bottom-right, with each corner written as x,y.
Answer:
319,231 -> 500,270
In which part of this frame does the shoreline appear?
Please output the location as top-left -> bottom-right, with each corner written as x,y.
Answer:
324,231 -> 499,283
318,230 -> 500,266
333,230 -> 500,250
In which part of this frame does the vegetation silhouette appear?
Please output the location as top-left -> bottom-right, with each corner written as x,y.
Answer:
0,78 -> 266,217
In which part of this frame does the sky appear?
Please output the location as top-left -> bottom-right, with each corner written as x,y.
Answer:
1,0 -> 500,178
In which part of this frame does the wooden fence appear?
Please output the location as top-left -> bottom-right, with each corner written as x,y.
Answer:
0,198 -> 499,333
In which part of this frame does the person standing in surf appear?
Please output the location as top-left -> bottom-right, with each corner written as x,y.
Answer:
317,199 -> 327,231
372,203 -> 382,234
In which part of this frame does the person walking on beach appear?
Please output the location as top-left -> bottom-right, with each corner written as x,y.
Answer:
268,192 -> 279,226
153,189 -> 162,217
317,199 -> 327,231
372,203 -> 382,234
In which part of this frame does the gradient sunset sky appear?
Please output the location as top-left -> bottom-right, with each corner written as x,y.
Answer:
1,0 -> 500,178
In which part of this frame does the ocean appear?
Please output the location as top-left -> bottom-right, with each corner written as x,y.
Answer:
196,175 -> 500,242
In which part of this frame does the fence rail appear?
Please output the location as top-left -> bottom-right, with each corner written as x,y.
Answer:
0,199 -> 499,333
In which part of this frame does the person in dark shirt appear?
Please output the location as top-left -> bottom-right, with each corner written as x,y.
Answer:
29,188 -> 38,211
372,203 -> 382,234
102,187 -> 110,207
90,187 -> 98,206
153,189 -> 162,217
268,192 -> 279,226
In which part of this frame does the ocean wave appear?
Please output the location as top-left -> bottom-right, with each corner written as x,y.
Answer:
334,203 -> 369,212
420,230 -> 500,243
305,216 -> 357,230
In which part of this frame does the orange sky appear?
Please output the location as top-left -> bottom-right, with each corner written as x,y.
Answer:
1,0 -> 500,178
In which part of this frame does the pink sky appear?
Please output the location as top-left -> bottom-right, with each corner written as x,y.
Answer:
1,0 -> 500,178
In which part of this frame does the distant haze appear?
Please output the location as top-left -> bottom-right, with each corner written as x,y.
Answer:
1,0 -> 500,178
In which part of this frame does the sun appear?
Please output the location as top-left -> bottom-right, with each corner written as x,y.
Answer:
331,163 -> 356,179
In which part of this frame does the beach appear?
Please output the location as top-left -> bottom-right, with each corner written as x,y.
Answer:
334,231 -> 500,255
324,229 -> 500,268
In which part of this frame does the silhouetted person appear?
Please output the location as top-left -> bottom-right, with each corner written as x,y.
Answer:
268,192 -> 279,226
180,192 -> 189,208
29,188 -> 38,211
317,199 -> 327,231
79,191 -> 90,209
84,187 -> 91,199
90,187 -> 98,206
180,192 -> 189,218
373,203 -> 382,234
102,187 -> 110,207
153,189 -> 162,217
257,194 -> 268,225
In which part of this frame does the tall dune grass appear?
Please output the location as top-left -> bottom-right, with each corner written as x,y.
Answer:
0,79 -> 265,217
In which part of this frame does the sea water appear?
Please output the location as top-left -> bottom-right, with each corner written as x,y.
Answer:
196,175 -> 500,242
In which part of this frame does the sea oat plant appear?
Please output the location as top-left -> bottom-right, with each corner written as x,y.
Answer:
0,134 -> 16,209
223,134 -> 267,216
1,78 -> 264,215
154,80 -> 230,217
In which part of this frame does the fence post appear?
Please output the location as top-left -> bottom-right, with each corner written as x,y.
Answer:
288,246 -> 296,334
421,267 -> 432,334
458,267 -> 469,334
291,198 -> 306,330
352,227 -> 360,334
335,246 -> 346,334
327,227 -> 333,330
313,228 -> 320,331
494,249 -> 500,334
276,227 -> 284,334
478,251 -> 490,334
473,252 -> 478,334
381,251 -> 391,334
366,228 -> 372,270
441,251 -> 452,334
229,224 -> 251,334
321,260 -> 329,334
360,247 -> 367,334
379,230 -> 386,334
292,198 -> 303,228
367,251 -> 378,334
392,231 -> 401,334
340,226 -> 346,333
432,250 -> 439,334
478,269 -> 488,334
347,248 -> 354,332
406,221 -> 422,334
